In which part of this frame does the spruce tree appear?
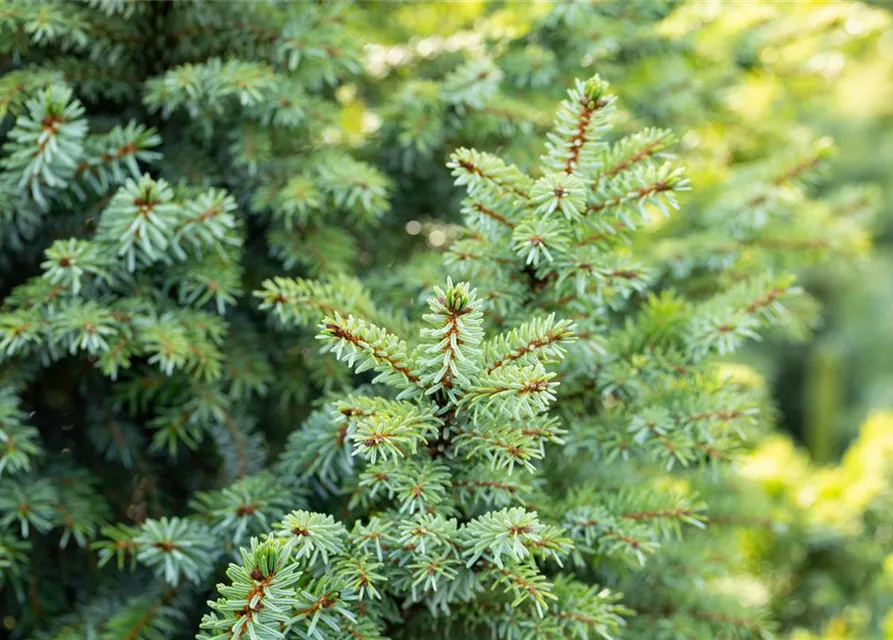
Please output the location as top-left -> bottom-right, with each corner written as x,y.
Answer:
0,2 -> 890,640
206,75 -> 804,640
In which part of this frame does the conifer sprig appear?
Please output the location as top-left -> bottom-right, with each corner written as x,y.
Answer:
1,84 -> 87,207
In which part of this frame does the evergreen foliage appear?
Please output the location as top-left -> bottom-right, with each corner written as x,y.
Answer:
0,1 -> 390,636
227,70 -> 806,640
0,2 -> 890,640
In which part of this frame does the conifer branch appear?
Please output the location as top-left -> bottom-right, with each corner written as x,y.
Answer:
591,128 -> 676,188
483,315 -> 576,373
319,313 -> 423,394
448,148 -> 533,201
461,364 -> 558,420
418,279 -> 485,404
540,76 -> 615,177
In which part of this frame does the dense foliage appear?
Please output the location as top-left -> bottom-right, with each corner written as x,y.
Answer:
0,2 -> 890,640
